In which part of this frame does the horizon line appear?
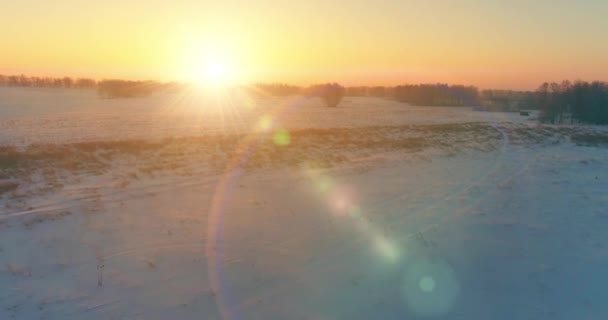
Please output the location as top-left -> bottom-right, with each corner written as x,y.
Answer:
3,72 -> 608,92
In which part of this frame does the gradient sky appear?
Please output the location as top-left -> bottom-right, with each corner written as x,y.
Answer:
2,0 -> 608,89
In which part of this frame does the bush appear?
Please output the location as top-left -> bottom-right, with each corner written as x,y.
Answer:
307,83 -> 345,107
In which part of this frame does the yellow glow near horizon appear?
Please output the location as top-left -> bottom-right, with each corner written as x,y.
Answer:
2,1 -> 608,89
176,34 -> 244,87
190,60 -> 233,87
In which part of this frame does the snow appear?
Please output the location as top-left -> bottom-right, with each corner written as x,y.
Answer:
1,87 -> 608,319
0,87 -> 533,146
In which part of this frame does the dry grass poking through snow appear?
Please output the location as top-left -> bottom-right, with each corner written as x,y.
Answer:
1,122 -> 607,202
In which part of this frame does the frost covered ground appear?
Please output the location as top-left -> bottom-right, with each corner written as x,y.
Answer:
1,87 -> 608,319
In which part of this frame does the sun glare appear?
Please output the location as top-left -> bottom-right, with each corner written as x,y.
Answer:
173,32 -> 250,89
206,63 -> 226,80
195,60 -> 233,87
176,36 -> 242,89
186,58 -> 234,88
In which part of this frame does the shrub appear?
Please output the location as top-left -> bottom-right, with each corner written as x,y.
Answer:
307,83 -> 345,107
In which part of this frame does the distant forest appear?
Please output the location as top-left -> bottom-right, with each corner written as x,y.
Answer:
536,81 -> 608,125
0,74 -> 97,89
1,74 -> 607,124
0,74 -> 180,98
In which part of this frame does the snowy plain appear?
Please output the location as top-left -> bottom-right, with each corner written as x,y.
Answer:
1,87 -> 608,319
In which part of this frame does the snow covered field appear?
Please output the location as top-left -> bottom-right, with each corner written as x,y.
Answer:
1,87 -> 608,319
0,87 -> 531,146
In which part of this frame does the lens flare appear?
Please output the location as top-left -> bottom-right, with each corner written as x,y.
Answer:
302,168 -> 403,264
257,115 -> 273,131
273,129 -> 291,146
329,186 -> 355,215
402,259 -> 460,317
348,205 -> 362,219
419,276 -> 436,293
315,176 -> 334,193
374,235 -> 400,262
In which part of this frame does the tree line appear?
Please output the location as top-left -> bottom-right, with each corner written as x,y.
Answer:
97,80 -> 181,98
536,81 -> 608,124
252,83 -> 477,106
3,74 -> 607,123
251,83 -> 302,96
253,82 -> 480,106
0,75 -> 485,107
250,83 -> 346,107
0,74 -> 184,98
0,74 -> 97,88
393,84 -> 479,106
478,90 -> 536,112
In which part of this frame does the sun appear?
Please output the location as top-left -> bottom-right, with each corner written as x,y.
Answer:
175,34 -> 246,88
186,58 -> 235,88
204,62 -> 229,85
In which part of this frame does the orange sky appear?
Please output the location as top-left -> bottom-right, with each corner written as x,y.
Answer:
2,0 -> 608,90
